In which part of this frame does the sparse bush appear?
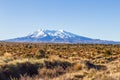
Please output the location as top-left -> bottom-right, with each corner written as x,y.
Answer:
44,60 -> 72,69
35,49 -> 46,58
0,62 -> 43,80
83,60 -> 107,70
22,53 -> 33,58
104,50 -> 112,56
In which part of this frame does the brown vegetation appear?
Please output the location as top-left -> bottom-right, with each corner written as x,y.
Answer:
0,42 -> 119,80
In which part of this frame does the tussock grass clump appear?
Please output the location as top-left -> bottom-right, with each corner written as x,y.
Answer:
83,60 -> 107,70
35,49 -> 46,58
104,50 -> 112,56
44,60 -> 72,69
0,61 -> 43,80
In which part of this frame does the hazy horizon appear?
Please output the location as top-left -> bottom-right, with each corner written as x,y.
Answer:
0,0 -> 120,41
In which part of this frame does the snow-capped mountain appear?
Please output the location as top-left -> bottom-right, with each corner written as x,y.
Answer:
5,29 -> 120,44
28,29 -> 77,39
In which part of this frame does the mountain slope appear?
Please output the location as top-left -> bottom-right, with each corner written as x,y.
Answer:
5,29 -> 120,44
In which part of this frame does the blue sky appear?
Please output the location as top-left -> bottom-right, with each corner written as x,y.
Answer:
0,0 -> 120,41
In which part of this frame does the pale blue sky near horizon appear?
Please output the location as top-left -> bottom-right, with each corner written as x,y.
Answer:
0,0 -> 120,41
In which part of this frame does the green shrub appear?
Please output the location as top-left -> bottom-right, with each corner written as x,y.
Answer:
35,50 -> 46,58
104,50 -> 112,56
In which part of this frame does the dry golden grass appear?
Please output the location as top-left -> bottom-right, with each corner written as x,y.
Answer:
0,42 -> 119,80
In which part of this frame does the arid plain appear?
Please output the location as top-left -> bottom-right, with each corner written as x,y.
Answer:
0,42 -> 120,80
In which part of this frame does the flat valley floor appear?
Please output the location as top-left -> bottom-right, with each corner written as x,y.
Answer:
0,42 -> 120,80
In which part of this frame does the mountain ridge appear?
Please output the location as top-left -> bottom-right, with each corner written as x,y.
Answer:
5,29 -> 120,44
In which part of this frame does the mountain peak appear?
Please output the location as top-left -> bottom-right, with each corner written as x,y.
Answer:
58,29 -> 64,32
37,29 -> 44,32
30,29 -> 70,38
29,29 -> 47,38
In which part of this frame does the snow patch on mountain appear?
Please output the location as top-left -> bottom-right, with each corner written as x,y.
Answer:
28,29 -> 76,39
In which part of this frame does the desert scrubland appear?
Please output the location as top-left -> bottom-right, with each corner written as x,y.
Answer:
0,42 -> 119,80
